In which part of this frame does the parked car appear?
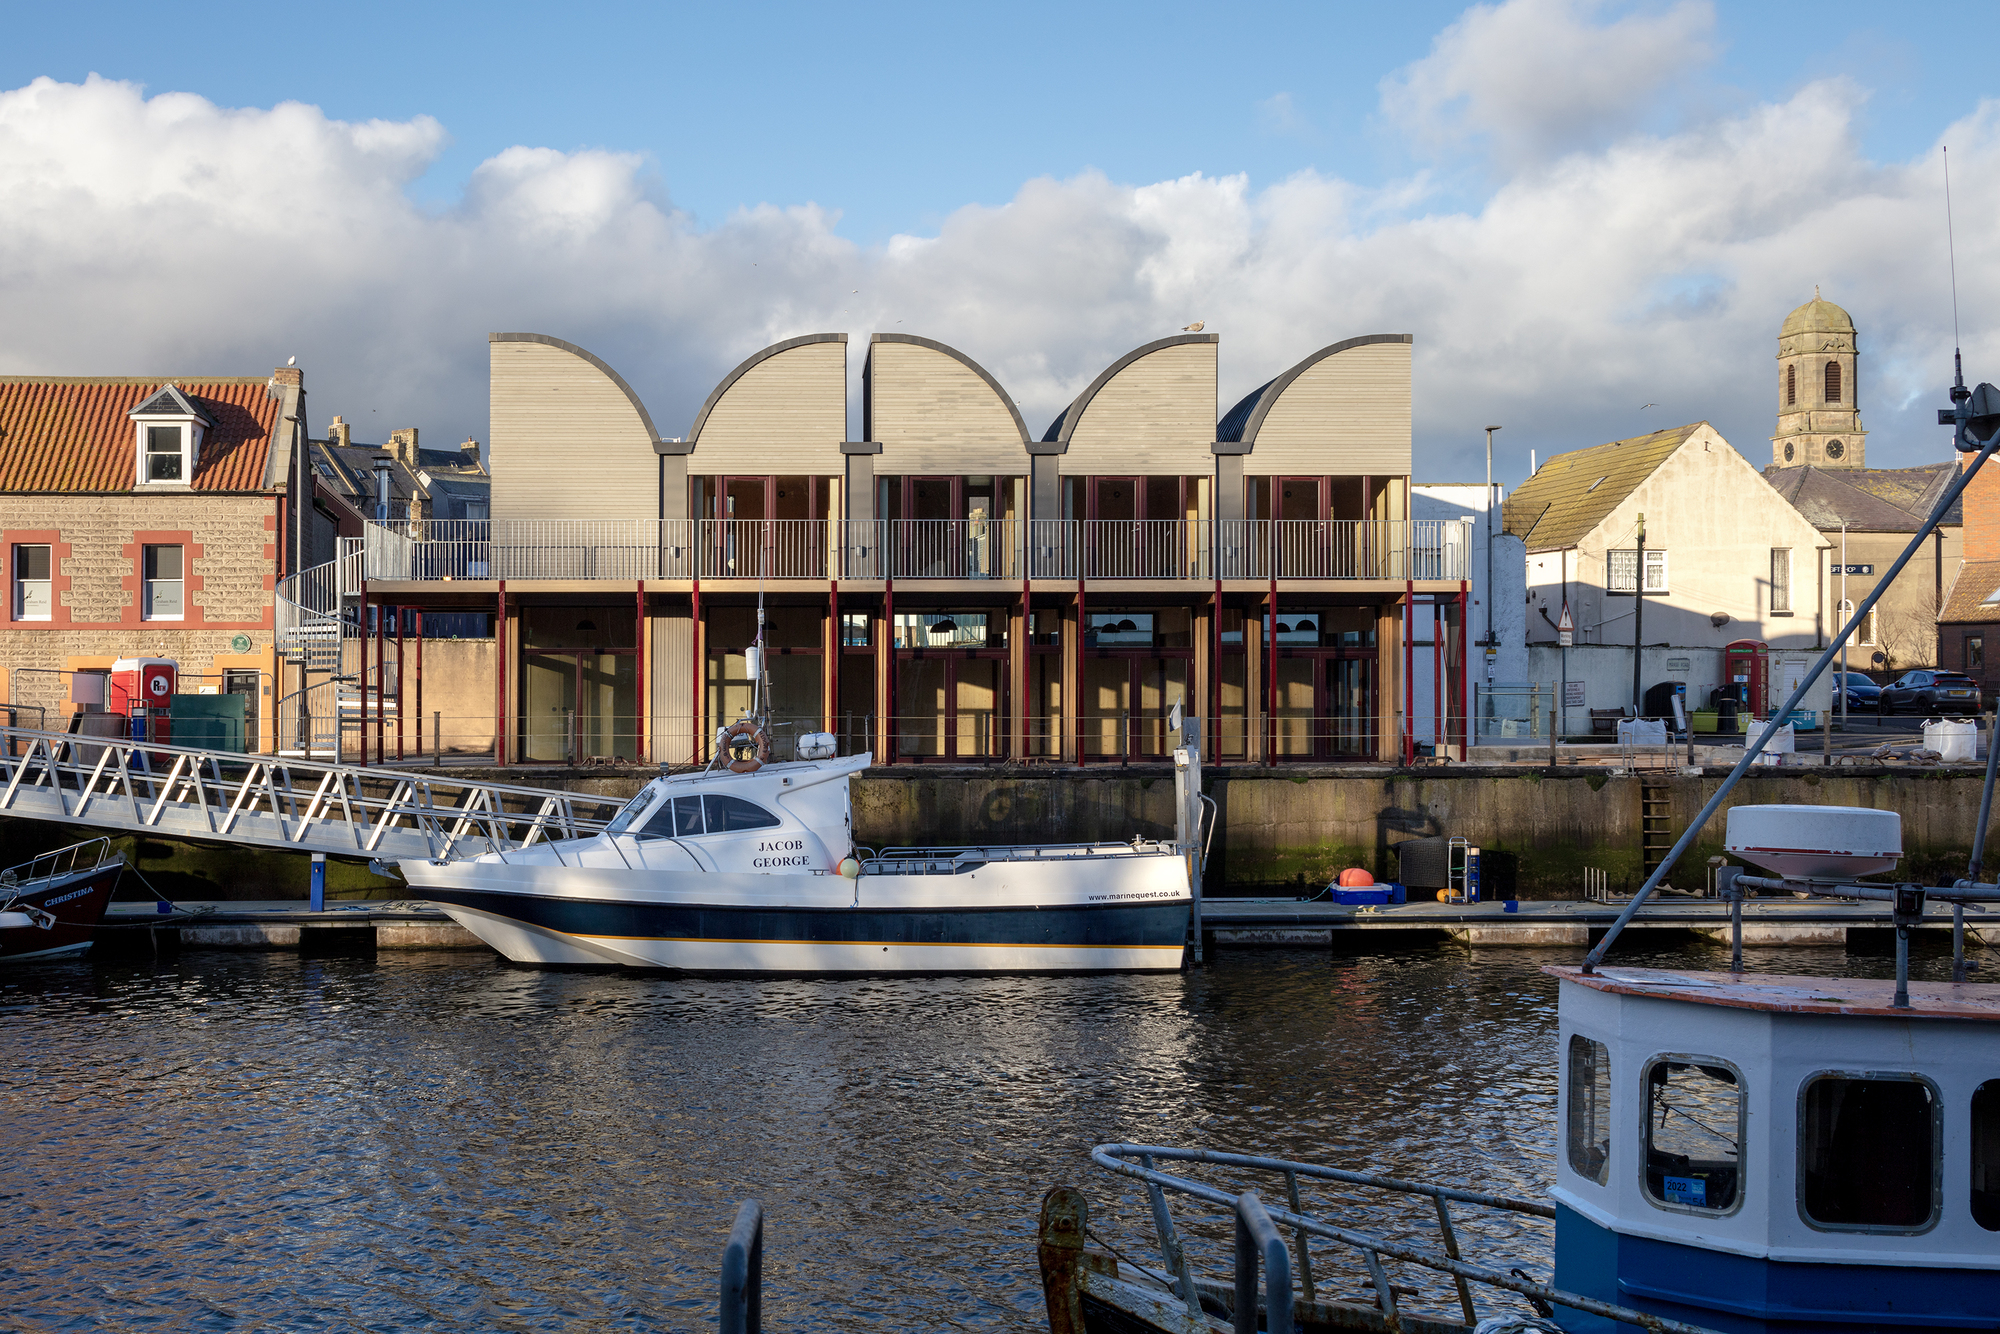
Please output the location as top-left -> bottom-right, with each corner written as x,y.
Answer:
1832,671 -> 1881,710
1877,670 -> 1983,716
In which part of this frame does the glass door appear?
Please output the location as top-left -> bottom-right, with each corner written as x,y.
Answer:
523,651 -> 637,762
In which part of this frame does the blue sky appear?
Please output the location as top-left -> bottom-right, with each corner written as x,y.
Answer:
2,1 -> 1965,242
1,1 -> 1996,484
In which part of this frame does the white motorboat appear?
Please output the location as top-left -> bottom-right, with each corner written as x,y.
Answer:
396,750 -> 1192,973
395,603 -> 1198,973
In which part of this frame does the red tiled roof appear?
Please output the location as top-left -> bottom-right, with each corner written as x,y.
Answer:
0,377 -> 279,492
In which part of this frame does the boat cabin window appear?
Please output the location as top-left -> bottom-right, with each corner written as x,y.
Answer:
673,797 -> 706,837
1800,1075 -> 1938,1231
1644,1058 -> 1742,1213
1973,1081 -> 2000,1231
603,789 -> 659,836
1566,1035 -> 1612,1185
633,798 -> 684,840
704,794 -> 782,832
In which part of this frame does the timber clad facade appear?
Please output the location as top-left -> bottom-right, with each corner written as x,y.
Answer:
357,329 -> 1468,767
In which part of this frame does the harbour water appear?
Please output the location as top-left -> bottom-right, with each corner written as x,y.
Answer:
1,940 -> 1962,1331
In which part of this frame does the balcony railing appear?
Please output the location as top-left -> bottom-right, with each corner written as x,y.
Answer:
356,517 -> 1470,584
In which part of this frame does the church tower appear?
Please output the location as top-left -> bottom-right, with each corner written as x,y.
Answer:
1772,288 -> 1865,469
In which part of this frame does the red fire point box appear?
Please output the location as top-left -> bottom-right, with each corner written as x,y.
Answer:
109,657 -> 176,745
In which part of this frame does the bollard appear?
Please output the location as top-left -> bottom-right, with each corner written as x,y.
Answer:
720,1200 -> 764,1334
309,851 -> 326,913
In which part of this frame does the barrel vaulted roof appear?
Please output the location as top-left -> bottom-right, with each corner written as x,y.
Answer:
0,377 -> 281,492
1500,424 -> 1701,551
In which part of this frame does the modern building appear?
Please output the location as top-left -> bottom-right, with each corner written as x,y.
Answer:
0,368 -> 320,747
1764,292 -> 1961,672
325,329 -> 1473,766
1413,481 -> 1526,746
1937,449 -> 2000,697
1505,422 -> 1832,728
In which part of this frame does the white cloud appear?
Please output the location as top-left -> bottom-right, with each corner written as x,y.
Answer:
1381,0 -> 1717,168
0,55 -> 1995,489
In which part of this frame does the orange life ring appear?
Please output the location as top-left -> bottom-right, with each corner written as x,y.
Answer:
721,720 -> 770,773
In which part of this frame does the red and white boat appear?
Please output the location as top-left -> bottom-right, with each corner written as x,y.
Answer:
0,838 -> 125,962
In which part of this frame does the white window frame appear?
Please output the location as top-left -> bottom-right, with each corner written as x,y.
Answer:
142,544 -> 185,621
12,543 -> 50,621
1607,548 -> 1669,595
1839,599 -> 1876,646
131,416 -> 204,487
1771,548 -> 1793,615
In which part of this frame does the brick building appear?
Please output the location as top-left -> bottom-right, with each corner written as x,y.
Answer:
0,369 -> 319,746
1937,452 -> 2000,696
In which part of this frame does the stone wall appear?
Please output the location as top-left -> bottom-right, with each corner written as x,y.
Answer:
6,764 -> 1991,901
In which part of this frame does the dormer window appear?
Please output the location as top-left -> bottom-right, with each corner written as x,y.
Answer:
145,426 -> 185,481
128,383 -> 212,488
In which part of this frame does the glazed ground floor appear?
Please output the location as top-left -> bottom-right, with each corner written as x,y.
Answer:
330,582 -> 1468,766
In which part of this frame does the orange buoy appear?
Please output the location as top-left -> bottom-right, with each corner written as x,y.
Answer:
1337,867 -> 1374,887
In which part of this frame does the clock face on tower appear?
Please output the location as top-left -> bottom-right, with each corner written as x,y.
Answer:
1785,442 -> 1795,462
1827,440 -> 1845,460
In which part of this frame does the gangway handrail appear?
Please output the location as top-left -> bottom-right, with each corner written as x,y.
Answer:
1092,1143 -> 1723,1334
0,725 -> 621,863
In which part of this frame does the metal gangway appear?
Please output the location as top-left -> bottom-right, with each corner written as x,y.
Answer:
0,726 -> 625,863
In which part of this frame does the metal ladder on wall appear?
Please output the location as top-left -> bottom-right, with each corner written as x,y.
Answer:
1640,778 -> 1675,882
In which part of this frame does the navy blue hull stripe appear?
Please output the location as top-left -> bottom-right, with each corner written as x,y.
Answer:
424,891 -> 1190,948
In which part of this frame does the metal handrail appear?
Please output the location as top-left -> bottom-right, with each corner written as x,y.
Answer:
0,836 -> 115,888
0,725 -> 621,861
1093,1143 -> 1722,1334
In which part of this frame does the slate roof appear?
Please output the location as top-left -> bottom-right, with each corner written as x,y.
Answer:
1941,560 -> 2000,625
1500,424 -> 1700,552
0,378 -> 279,492
1764,462 -> 1961,532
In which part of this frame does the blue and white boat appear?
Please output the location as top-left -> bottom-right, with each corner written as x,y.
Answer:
396,748 -> 1191,974
396,603 -> 1197,973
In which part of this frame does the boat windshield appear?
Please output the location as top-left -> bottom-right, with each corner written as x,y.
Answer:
602,786 -> 660,836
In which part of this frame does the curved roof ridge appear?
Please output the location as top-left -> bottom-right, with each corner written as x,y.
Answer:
1042,332 -> 1218,450
490,333 -> 663,445
1217,377 -> 1276,443
686,333 -> 847,447
1228,334 -> 1411,449
868,333 -> 1029,445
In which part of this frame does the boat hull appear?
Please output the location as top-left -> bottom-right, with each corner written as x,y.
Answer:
0,862 -> 122,962
426,892 -> 1189,972
400,850 -> 1191,973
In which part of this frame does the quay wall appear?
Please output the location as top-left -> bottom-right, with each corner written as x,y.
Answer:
2,766 -> 1991,900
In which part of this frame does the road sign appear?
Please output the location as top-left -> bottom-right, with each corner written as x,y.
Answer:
1841,564 -> 1874,575
1557,602 -> 1574,648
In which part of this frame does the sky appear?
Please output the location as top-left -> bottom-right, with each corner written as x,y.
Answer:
1,0 -> 1996,488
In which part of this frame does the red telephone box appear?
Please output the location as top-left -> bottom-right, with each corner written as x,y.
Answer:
110,657 -> 176,745
1724,640 -> 1769,716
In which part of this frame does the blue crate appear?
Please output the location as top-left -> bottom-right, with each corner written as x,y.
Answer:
1330,882 -> 1407,906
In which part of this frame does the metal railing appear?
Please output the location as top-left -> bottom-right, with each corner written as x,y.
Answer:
353,517 -> 1472,584
719,1200 -> 764,1334
862,840 -> 1179,875
0,836 -> 116,890
0,725 -> 624,861
1092,1144 -> 1721,1334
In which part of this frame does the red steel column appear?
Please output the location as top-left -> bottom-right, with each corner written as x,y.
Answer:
1403,579 -> 1415,765
634,580 -> 646,764
1433,595 -> 1443,755
375,600 -> 386,765
395,604 -> 405,761
358,577 -> 369,766
495,581 -> 508,765
690,577 -> 702,764
415,608 -> 425,760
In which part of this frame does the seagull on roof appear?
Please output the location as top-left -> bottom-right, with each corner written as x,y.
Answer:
1182,321 -> 1205,332
288,356 -> 297,366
